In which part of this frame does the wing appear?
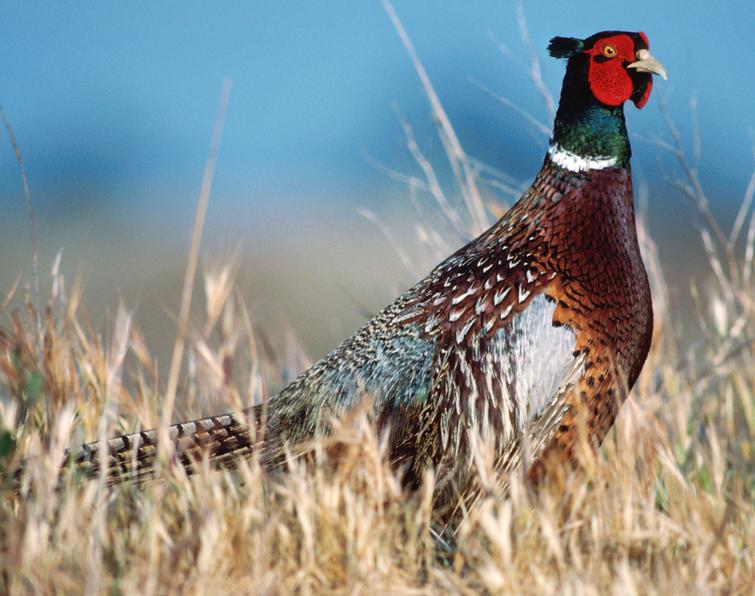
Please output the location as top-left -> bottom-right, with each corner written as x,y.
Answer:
413,291 -> 585,518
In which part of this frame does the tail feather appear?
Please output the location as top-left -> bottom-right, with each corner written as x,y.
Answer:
65,406 -> 262,486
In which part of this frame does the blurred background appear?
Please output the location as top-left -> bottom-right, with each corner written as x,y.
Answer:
1,0 -> 753,362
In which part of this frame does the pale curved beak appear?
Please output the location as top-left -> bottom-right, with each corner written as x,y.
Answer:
627,49 -> 668,80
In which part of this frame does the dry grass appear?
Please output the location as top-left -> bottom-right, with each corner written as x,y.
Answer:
1,7 -> 754,594
0,231 -> 752,594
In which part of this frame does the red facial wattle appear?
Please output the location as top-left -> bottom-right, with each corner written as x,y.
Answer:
631,32 -> 652,108
585,33 -> 651,109
633,75 -> 653,109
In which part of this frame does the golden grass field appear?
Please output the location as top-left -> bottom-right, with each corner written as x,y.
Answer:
1,216 -> 752,594
1,8 -> 753,594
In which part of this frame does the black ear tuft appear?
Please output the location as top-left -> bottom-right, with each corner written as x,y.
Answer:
548,36 -> 584,59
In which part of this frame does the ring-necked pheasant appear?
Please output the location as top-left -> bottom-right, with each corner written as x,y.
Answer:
60,31 -> 666,518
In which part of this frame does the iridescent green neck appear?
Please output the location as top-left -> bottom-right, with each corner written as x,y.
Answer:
551,101 -> 631,167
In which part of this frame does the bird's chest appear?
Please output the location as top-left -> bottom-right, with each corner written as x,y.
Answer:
538,187 -> 652,383
549,228 -> 652,384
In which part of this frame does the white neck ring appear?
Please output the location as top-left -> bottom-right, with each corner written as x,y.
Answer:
547,144 -> 617,173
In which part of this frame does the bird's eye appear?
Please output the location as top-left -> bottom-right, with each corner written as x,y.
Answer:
602,45 -> 617,58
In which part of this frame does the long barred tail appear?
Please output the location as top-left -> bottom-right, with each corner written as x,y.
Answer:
65,406 -> 263,486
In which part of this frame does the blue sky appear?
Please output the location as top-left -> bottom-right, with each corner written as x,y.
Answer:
0,1 -> 753,353
1,1 -> 752,218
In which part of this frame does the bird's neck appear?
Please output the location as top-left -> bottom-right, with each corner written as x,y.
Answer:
548,87 -> 631,173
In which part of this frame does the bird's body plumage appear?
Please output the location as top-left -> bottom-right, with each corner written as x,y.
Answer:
64,30 -> 663,520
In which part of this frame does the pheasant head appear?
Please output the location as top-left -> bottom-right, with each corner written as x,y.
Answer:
547,31 -> 667,171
